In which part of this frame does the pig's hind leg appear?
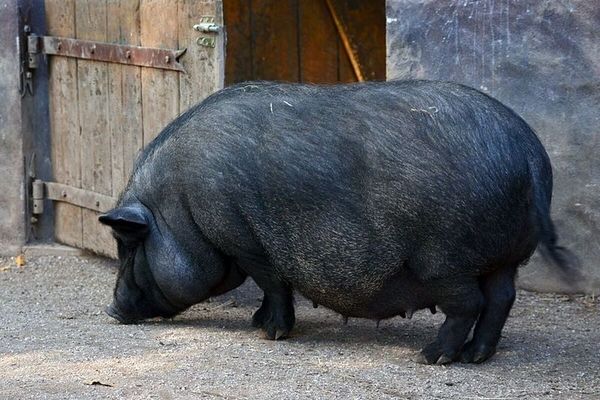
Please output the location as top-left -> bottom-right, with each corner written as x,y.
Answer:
415,278 -> 484,365
460,265 -> 517,363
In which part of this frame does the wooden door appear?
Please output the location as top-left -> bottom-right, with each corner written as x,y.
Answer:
223,0 -> 386,85
45,0 -> 225,257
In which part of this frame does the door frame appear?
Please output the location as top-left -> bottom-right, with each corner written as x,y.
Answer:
19,0 -> 55,245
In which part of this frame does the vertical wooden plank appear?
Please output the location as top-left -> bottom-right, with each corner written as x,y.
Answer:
107,0 -> 143,196
106,0 -> 125,198
76,0 -> 115,256
140,0 -> 180,145
330,0 -> 386,81
119,1 -> 144,182
251,0 -> 299,81
223,0 -> 252,85
298,0 -> 338,83
179,0 -> 225,112
45,0 -> 83,248
338,36 -> 355,83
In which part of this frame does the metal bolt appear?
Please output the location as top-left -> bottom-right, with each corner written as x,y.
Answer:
24,25 -> 31,33
25,72 -> 32,79
61,191 -> 67,198
165,55 -> 170,63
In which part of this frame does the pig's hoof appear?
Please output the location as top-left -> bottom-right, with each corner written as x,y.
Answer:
415,342 -> 456,365
260,318 -> 293,340
251,303 -> 294,340
460,341 -> 496,363
251,302 -> 270,329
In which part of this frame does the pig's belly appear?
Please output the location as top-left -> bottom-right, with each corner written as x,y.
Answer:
291,268 -> 434,320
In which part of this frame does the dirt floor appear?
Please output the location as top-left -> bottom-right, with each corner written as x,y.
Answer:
0,255 -> 598,400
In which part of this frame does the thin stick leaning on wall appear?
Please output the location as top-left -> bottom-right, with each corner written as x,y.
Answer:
324,0 -> 364,82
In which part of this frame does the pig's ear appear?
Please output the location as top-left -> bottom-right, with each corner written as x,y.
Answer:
99,206 -> 149,238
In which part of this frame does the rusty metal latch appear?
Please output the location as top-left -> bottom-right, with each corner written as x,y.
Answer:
26,34 -> 187,72
32,179 -> 117,215
19,22 -> 36,96
193,16 -> 221,48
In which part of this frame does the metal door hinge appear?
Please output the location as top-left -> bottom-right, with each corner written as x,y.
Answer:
24,34 -> 187,72
31,179 -> 117,216
193,16 -> 221,48
32,179 -> 44,215
27,30 -> 40,69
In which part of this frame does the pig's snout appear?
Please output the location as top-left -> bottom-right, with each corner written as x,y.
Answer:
105,303 -> 137,324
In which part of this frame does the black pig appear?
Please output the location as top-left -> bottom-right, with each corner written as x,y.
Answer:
100,80 -> 578,364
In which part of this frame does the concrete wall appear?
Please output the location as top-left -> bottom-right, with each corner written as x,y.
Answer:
0,0 -> 53,256
0,0 -> 26,255
386,0 -> 599,293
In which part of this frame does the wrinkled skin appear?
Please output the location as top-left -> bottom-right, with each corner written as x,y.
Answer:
101,203 -> 248,324
100,80 -> 578,364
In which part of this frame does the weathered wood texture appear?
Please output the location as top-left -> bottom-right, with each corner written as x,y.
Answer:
224,0 -> 385,85
140,0 -> 179,145
251,0 -> 300,82
222,0 -> 252,82
45,0 -> 224,257
178,0 -> 225,113
107,0 -> 143,196
331,0 -> 386,81
76,0 -> 114,256
299,0 -> 338,83
46,0 -> 83,249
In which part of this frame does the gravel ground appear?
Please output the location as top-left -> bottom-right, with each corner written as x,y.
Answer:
0,255 -> 598,399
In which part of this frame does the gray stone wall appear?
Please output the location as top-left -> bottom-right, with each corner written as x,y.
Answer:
386,0 -> 599,293
0,0 -> 26,255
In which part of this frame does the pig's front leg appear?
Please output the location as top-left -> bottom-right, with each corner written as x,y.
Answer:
240,259 -> 295,340
252,289 -> 295,340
